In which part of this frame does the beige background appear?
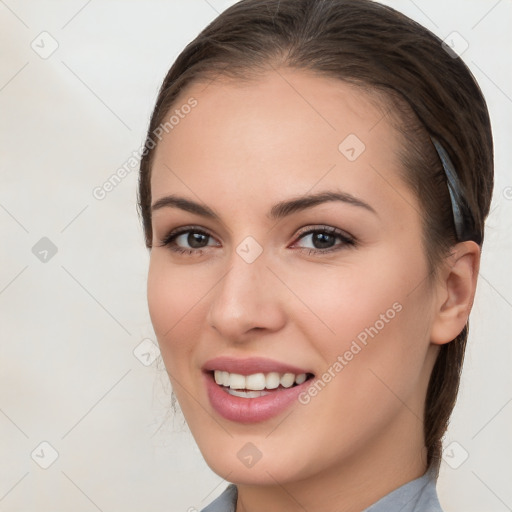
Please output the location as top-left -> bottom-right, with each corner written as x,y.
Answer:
1,0 -> 511,510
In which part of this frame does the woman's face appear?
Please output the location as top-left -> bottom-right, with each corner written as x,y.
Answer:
147,69 -> 440,485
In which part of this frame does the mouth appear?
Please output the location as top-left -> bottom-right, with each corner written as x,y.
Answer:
208,370 -> 315,398
201,357 -> 316,423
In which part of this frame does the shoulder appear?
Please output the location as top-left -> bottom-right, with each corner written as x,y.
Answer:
199,469 -> 444,512
200,484 -> 237,512
364,468 -> 444,512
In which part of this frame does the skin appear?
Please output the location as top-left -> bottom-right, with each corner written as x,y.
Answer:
147,68 -> 480,512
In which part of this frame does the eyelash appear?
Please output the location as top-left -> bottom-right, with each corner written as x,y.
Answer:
157,225 -> 356,256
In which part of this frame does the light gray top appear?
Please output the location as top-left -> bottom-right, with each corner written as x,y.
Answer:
200,467 -> 443,512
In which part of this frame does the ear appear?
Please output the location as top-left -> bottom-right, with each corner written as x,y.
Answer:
430,241 -> 481,345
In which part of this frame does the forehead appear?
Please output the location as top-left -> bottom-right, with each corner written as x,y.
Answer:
150,68 -> 415,220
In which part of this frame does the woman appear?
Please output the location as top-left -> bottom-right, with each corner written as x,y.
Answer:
137,0 -> 493,510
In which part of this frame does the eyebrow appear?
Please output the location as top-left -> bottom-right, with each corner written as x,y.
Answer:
151,190 -> 377,220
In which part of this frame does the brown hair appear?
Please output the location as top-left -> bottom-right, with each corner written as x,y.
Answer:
137,0 -> 494,476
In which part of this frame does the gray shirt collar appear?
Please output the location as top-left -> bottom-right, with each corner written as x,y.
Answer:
200,467 -> 443,512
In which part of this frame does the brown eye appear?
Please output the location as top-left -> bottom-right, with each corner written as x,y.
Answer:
310,232 -> 337,249
159,227 -> 220,253
293,226 -> 355,254
182,232 -> 210,248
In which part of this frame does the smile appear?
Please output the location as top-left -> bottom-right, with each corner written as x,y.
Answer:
202,357 -> 316,422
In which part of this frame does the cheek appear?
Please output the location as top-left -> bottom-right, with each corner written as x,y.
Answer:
147,254 -> 209,367
287,249 -> 433,398
282,257 -> 410,350
285,272 -> 433,469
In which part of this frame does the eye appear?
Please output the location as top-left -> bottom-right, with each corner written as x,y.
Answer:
292,226 -> 355,254
157,225 -> 356,256
158,226 -> 220,255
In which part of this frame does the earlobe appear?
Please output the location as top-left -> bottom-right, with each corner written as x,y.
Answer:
430,241 -> 481,345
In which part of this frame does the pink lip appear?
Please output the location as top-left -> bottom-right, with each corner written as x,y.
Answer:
201,357 -> 315,423
202,356 -> 311,375
203,372 -> 313,423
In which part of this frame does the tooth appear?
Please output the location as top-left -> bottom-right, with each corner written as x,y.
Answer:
215,370 -> 309,390
265,372 -> 280,389
229,373 -> 246,389
246,373 -> 266,390
295,373 -> 306,385
228,389 -> 270,398
280,373 -> 295,388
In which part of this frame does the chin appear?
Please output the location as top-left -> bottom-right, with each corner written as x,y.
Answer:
197,438 -> 313,485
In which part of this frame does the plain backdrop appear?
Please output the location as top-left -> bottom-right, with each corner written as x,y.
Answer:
1,1 -> 511,511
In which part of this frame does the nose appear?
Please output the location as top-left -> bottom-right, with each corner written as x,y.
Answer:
206,249 -> 287,342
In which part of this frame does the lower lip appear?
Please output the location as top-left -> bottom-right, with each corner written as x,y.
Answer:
203,372 -> 312,423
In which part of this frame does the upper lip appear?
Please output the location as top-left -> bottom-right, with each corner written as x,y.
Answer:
202,356 -> 313,376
